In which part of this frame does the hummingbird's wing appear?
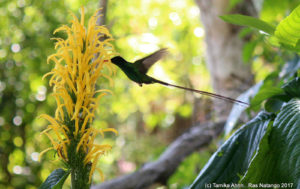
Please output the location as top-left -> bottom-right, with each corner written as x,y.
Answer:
134,48 -> 168,74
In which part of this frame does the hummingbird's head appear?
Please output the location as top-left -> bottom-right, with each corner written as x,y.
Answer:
111,56 -> 127,66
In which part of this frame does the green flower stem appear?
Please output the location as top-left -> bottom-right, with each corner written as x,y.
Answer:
69,137 -> 91,189
71,166 -> 91,189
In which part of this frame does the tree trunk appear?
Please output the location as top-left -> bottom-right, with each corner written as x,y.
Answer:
195,0 -> 256,121
97,0 -> 108,26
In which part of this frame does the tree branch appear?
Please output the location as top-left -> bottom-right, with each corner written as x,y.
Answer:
92,121 -> 225,189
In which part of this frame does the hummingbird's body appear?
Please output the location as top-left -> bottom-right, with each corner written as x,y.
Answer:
110,56 -> 154,86
111,48 -> 168,86
111,48 -> 249,106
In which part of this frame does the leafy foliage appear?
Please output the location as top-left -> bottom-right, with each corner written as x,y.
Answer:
191,77 -> 300,188
241,99 -> 300,186
191,3 -> 300,188
39,169 -> 70,189
220,14 -> 275,34
281,77 -> 300,97
250,87 -> 284,107
190,112 -> 274,188
168,152 -> 211,189
275,5 -> 300,47
221,4 -> 300,52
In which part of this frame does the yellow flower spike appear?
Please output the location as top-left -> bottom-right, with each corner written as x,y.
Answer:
41,7 -> 116,184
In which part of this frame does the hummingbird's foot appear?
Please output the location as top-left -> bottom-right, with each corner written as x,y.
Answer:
139,83 -> 143,87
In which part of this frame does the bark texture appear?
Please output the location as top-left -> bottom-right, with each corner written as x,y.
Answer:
195,0 -> 256,121
97,0 -> 108,26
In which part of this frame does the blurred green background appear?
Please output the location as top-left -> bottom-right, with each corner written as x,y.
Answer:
0,0 -> 299,188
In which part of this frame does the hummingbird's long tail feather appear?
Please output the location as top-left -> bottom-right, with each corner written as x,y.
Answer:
151,77 -> 249,106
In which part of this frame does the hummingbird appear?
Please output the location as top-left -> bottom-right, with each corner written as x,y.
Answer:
110,48 -> 249,106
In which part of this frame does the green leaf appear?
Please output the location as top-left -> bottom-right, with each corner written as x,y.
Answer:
275,5 -> 300,47
220,14 -> 275,34
39,169 -> 70,189
250,87 -> 285,107
281,77 -> 300,98
190,112 -> 274,189
264,95 -> 287,113
241,99 -> 300,187
280,55 -> 300,78
278,41 -> 300,52
242,41 -> 257,63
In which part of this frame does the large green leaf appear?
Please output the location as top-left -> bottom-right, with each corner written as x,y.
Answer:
250,87 -> 285,107
220,14 -> 275,34
241,99 -> 300,187
281,77 -> 300,98
190,112 -> 274,189
39,169 -> 70,189
275,5 -> 300,47
264,96 -> 286,113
